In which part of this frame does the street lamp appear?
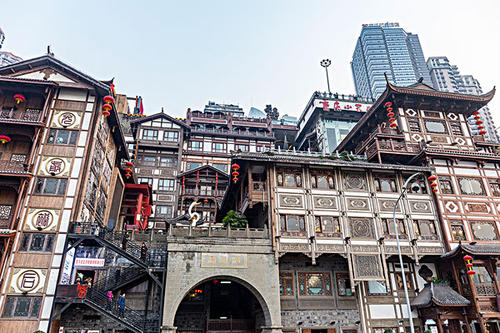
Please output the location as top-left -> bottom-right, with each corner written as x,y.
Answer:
320,59 -> 332,94
393,172 -> 423,333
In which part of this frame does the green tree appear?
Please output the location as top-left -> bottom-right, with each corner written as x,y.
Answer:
222,210 -> 248,228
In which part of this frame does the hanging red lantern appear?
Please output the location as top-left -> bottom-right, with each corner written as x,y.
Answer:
103,110 -> 111,117
124,168 -> 133,174
103,104 -> 112,111
125,161 -> 134,167
479,130 -> 487,135
432,188 -> 438,193
0,135 -> 11,144
103,95 -> 115,104
463,255 -> 472,261
476,120 -> 483,125
389,118 -> 396,123
387,112 -> 395,118
463,255 -> 475,276
473,111 -> 479,116
386,107 -> 393,112
204,199 -> 209,204
233,178 -> 238,184
474,116 -> 481,121
125,173 -> 131,179
232,171 -> 239,177
430,182 -> 438,188
13,94 -> 26,104
384,102 -> 392,108
467,270 -> 476,276
389,122 -> 398,128
478,126 -> 485,130
231,163 -> 240,171
428,175 -> 437,182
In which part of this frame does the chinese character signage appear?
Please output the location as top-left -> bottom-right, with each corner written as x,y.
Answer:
201,253 -> 248,268
10,268 -> 46,294
51,110 -> 82,129
314,99 -> 371,113
24,208 -> 59,231
39,156 -> 71,177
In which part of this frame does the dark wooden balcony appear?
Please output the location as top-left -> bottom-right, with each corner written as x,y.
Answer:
0,107 -> 43,125
355,124 -> 403,155
190,127 -> 273,139
0,160 -> 30,176
365,139 -> 421,162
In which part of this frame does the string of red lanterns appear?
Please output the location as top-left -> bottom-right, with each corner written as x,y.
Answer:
124,161 -> 134,179
384,102 -> 398,129
231,163 -> 240,183
473,111 -> 487,136
428,175 -> 439,193
463,255 -> 476,276
102,95 -> 115,118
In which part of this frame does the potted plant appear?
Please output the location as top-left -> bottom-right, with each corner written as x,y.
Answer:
222,210 -> 248,228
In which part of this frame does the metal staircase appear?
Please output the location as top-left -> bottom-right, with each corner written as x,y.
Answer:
52,222 -> 166,333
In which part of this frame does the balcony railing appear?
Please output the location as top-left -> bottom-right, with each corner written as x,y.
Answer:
168,225 -> 269,239
0,108 -> 42,123
366,140 -> 421,160
182,188 -> 222,197
357,124 -> 403,154
190,127 -> 273,138
0,160 -> 29,175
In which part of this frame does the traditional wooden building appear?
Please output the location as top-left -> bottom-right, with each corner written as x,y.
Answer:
219,150 -> 445,333
0,54 -> 163,333
337,78 -> 499,332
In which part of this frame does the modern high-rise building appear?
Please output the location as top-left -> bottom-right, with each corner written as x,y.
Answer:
0,27 -> 22,66
351,22 -> 432,99
427,56 -> 498,141
0,28 -> 5,49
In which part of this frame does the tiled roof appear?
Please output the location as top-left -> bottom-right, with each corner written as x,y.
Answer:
411,282 -> 470,307
441,243 -> 500,259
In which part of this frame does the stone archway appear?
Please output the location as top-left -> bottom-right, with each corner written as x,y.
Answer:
161,250 -> 282,333
174,276 -> 271,333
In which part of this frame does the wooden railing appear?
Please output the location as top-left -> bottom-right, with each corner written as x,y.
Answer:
0,160 -> 29,174
168,225 -> 269,239
365,140 -> 421,160
0,108 -> 42,123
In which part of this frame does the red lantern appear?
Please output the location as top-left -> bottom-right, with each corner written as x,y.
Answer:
474,116 -> 481,120
476,120 -> 483,125
389,118 -> 396,123
467,270 -> 476,276
466,263 -> 473,268
389,122 -> 398,128
463,255 -> 472,261
13,94 -> 26,104
103,110 -> 110,117
430,182 -> 438,188
103,104 -> 112,111
432,188 -> 438,193
103,95 -> 115,104
387,112 -> 395,118
125,162 -> 134,167
386,107 -> 393,112
233,178 -> 238,183
478,125 -> 484,130
232,171 -> 239,177
231,163 -> 240,170
124,168 -> 133,174
479,130 -> 487,135
473,111 -> 479,116
204,199 -> 209,204
384,102 -> 392,108
0,135 -> 11,144
428,175 -> 437,182
125,173 -> 131,179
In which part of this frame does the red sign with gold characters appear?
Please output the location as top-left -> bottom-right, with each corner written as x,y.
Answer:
77,284 -> 88,299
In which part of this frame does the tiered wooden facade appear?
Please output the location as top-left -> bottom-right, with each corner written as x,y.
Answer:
337,79 -> 500,332
221,151 -> 445,332
0,55 -> 160,333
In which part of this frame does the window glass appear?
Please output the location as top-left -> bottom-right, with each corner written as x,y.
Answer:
383,219 -> 406,238
138,177 -> 153,185
212,163 -> 227,173
34,178 -> 67,195
298,272 -> 332,296
451,222 -> 466,241
280,215 -> 305,233
287,216 -> 299,231
188,141 -> 203,151
336,273 -> 352,296
159,157 -> 176,168
450,122 -> 463,136
374,176 -> 396,192
235,144 -> 249,152
212,142 -> 227,153
458,178 -> 485,195
163,131 -> 179,142
413,220 -> 437,240
186,162 -> 202,170
440,176 -> 454,194
395,272 -> 412,290
367,281 -> 388,295
141,156 -> 156,166
311,174 -> 335,189
408,118 -> 420,132
279,272 -> 294,296
142,129 -> 158,140
156,205 -> 173,217
158,179 -> 175,191
47,129 -> 78,145
30,234 -> 45,251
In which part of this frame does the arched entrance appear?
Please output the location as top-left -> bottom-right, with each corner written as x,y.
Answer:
174,277 -> 268,333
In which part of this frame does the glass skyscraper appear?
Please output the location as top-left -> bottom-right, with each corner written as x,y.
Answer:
351,23 -> 432,99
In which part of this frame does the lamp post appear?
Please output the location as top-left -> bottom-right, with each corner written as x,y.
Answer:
393,172 -> 423,333
320,59 -> 332,94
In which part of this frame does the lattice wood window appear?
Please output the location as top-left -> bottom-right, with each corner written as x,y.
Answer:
424,120 -> 448,134
279,272 -> 294,296
450,122 -> 463,136
279,215 -> 306,233
450,221 -> 467,241
413,220 -> 438,240
349,218 -> 374,238
382,218 -> 406,239
488,179 -> 500,197
439,176 -> 455,194
470,221 -> 499,241
374,175 -> 397,192
336,272 -> 352,296
407,118 -> 421,132
472,266 -> 495,296
276,169 -> 302,188
353,255 -> 382,279
314,216 -> 341,237
310,172 -> 335,189
0,205 -> 12,220
297,272 -> 332,296
343,172 -> 367,191
458,177 -> 485,196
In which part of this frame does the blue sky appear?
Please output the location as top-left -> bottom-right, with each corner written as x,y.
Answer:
2,0 -> 499,121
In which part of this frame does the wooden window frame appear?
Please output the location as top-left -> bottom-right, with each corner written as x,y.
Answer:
47,128 -> 78,145
1,296 -> 42,318
298,272 -> 333,296
279,271 -> 294,296
335,272 -> 353,297
34,177 -> 68,196
457,177 -> 486,196
311,172 -> 335,189
279,215 -> 306,233
276,169 -> 302,188
142,129 -> 158,141
450,220 -> 467,241
163,130 -> 179,142
158,178 -> 175,192
19,233 -> 55,252
373,175 -> 397,192
188,141 -> 203,151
